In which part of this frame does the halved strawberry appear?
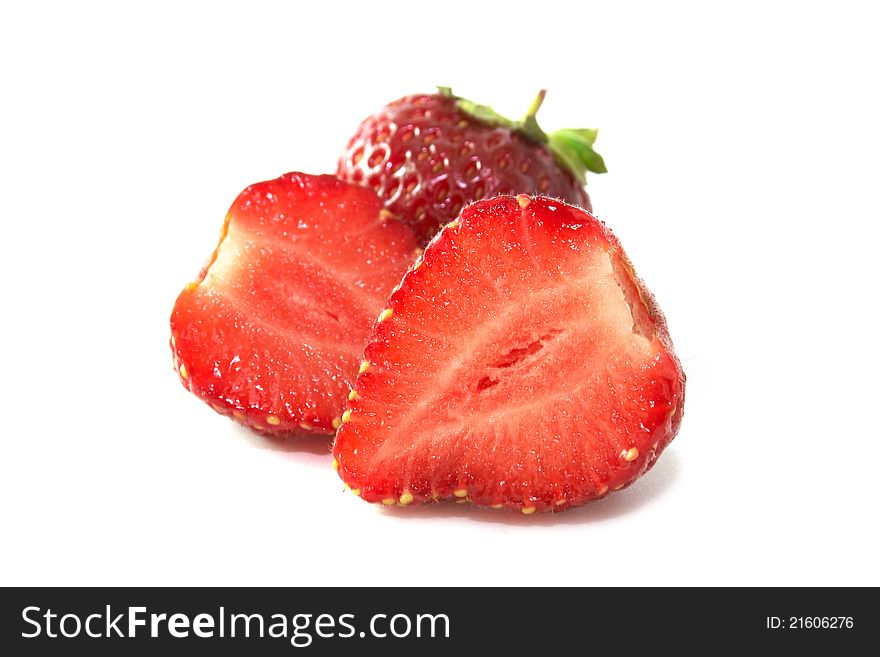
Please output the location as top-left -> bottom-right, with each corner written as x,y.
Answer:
170,172 -> 419,436
332,195 -> 685,512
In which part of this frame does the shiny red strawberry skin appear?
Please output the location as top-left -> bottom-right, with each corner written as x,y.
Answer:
338,94 -> 592,244
333,195 -> 684,512
170,173 -> 419,436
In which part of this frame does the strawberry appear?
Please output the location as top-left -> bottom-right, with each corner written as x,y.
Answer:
338,88 -> 606,244
332,195 -> 684,512
170,172 -> 419,436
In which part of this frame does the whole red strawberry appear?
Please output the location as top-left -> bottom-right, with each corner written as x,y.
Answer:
338,88 -> 606,244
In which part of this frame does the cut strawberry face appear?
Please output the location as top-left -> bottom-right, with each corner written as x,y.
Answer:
170,173 -> 418,436
332,195 -> 685,512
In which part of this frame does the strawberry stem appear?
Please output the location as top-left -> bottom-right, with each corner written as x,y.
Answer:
441,87 -> 607,185
526,89 -> 547,117
521,90 -> 548,143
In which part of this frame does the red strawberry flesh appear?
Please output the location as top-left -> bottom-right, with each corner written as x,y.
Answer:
170,172 -> 418,436
332,195 -> 684,511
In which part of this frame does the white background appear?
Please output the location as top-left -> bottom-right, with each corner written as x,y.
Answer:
1,1 -> 878,586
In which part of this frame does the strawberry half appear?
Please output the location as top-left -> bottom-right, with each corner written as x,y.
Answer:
332,195 -> 684,512
338,88 -> 606,244
170,172 -> 418,436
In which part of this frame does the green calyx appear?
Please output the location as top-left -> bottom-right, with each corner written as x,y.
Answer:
546,127 -> 607,184
438,87 -> 607,184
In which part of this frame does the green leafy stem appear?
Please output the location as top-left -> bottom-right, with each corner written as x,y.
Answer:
439,87 -> 607,184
